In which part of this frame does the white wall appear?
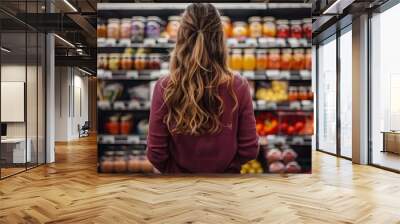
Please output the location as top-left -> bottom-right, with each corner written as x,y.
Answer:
54,67 -> 89,141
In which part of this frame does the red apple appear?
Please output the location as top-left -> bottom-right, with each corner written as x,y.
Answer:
285,161 -> 301,173
282,149 -> 298,164
266,148 -> 282,163
269,161 -> 285,173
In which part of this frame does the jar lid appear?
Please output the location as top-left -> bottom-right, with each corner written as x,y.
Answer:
233,21 -> 247,26
147,16 -> 161,22
108,18 -> 120,23
276,20 -> 289,24
120,114 -> 133,121
232,49 -> 242,54
290,20 -> 302,25
220,16 -> 230,22
306,49 -> 312,53
256,49 -> 267,54
109,53 -> 120,58
282,49 -> 292,54
249,16 -> 262,23
302,18 -> 312,23
122,52 -> 132,57
149,53 -> 161,58
294,49 -> 305,53
109,115 -> 119,122
121,18 -> 132,23
98,53 -> 108,57
168,16 -> 181,21
132,16 -> 146,21
269,49 -> 280,54
263,16 -> 275,22
244,48 -> 255,54
115,151 -> 126,156
104,151 -> 115,156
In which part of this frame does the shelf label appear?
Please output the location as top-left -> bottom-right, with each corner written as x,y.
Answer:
98,101 -> 111,110
105,38 -> 117,47
127,135 -> 140,144
118,38 -> 131,47
102,135 -> 115,144
243,71 -> 255,78
150,70 -> 160,78
289,101 -> 301,110
299,70 -> 311,79
113,101 -> 126,110
280,71 -> 290,79
126,71 -> 138,79
144,38 -> 157,46
266,70 -> 280,78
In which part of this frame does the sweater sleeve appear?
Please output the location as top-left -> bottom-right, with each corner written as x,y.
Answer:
146,79 -> 170,173
228,79 -> 259,172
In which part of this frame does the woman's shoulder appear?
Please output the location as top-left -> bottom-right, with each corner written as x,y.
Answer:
232,73 -> 250,93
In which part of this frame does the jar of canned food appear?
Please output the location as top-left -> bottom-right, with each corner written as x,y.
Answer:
98,54 -> 108,69
276,20 -> 289,39
249,16 -> 263,38
256,50 -> 268,70
128,151 -> 141,172
281,49 -> 293,70
292,49 -> 305,70
307,87 -> 313,100
305,49 -> 312,70
243,49 -> 256,71
298,87 -> 308,101
97,19 -> 107,38
232,21 -> 248,41
121,53 -> 133,70
146,16 -> 161,39
221,16 -> 232,38
107,18 -> 120,39
288,87 -> 298,101
120,114 -> 133,134
263,17 -> 276,37
148,54 -> 161,70
114,151 -> 127,173
302,18 -> 312,40
100,151 -> 114,173
167,16 -> 181,41
131,16 -> 145,42
230,49 -> 243,70
109,53 -> 120,71
268,49 -> 281,70
120,18 -> 132,39
134,53 -> 147,70
290,20 -> 303,39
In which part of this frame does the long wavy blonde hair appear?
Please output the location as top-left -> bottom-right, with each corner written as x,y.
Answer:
163,3 -> 238,136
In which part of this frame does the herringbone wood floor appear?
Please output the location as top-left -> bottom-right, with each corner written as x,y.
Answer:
1,136 -> 400,224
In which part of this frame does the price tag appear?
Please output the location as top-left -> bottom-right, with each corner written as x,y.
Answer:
243,71 -> 255,78
245,38 -> 257,47
292,136 -> 304,145
157,37 -> 168,44
128,100 -> 140,109
275,38 -> 286,47
126,71 -> 138,79
289,101 -> 301,110
97,101 -> 111,110
143,38 -> 157,46
113,101 -> 126,110
127,135 -> 140,144
287,38 -> 300,48
118,38 -> 131,47
266,70 -> 280,78
299,70 -> 311,79
226,38 -> 238,47
97,38 -> 107,47
150,70 -> 160,78
105,38 -> 117,47
102,135 -> 115,144
280,71 -> 290,80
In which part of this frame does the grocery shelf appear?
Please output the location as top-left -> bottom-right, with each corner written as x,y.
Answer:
98,134 -> 147,145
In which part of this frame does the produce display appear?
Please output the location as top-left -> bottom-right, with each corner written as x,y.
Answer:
98,4 -> 312,174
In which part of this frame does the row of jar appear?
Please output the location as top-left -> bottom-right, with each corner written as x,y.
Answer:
99,150 -> 154,173
228,48 -> 311,71
98,52 -> 164,71
98,16 -> 312,42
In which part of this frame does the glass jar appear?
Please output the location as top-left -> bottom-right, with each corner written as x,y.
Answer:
290,20 -> 303,39
167,16 -> 181,41
230,49 -> 243,70
221,16 -> 232,38
307,87 -> 313,100
98,54 -> 108,69
232,21 -> 248,41
100,151 -> 114,173
243,49 -> 256,71
121,53 -> 133,70
305,49 -> 312,70
131,16 -> 145,42
128,151 -> 141,173
288,87 -> 298,101
134,53 -> 147,70
120,18 -> 132,39
97,19 -> 107,38
268,49 -> 281,70
108,53 -> 120,71
249,16 -> 263,38
148,54 -> 161,70
120,114 -> 133,135
303,18 -> 312,40
146,16 -> 161,39
263,17 -> 276,37
107,18 -> 120,39
256,50 -> 268,71
105,115 -> 120,134
292,49 -> 305,70
114,151 -> 127,173
276,20 -> 289,39
298,87 -> 308,101
281,49 -> 293,70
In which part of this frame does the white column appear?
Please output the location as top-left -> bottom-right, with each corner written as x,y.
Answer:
352,14 -> 369,164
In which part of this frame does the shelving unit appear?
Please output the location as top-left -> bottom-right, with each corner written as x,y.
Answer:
97,3 -> 312,174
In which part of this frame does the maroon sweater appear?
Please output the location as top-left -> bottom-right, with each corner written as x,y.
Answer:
147,74 -> 259,173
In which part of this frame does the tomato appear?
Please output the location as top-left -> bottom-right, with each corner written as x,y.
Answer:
294,121 -> 305,132
287,126 -> 295,135
279,123 -> 289,134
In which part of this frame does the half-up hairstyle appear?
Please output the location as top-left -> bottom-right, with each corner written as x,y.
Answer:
163,3 -> 238,136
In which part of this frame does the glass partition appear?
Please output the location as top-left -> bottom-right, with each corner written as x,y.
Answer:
317,36 -> 337,154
